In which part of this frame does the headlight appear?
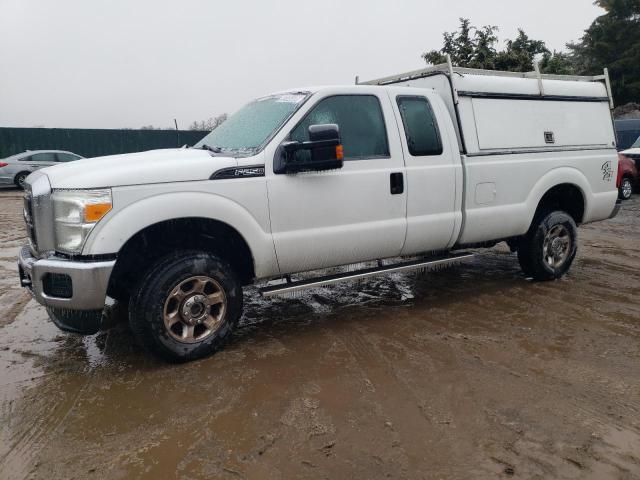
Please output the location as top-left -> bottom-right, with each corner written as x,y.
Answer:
52,189 -> 112,254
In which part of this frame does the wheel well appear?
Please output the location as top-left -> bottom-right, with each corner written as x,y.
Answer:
14,171 -> 30,183
535,184 -> 585,225
107,218 -> 255,300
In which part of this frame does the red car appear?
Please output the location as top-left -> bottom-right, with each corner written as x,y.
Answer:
617,153 -> 639,200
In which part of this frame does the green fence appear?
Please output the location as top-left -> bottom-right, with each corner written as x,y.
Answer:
0,127 -> 209,159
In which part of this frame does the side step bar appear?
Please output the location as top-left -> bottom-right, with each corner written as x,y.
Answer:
259,252 -> 474,297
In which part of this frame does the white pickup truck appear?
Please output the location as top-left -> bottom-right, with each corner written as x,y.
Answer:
18,59 -> 621,362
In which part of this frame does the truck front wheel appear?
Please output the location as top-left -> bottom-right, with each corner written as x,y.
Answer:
517,211 -> 578,281
129,251 -> 243,362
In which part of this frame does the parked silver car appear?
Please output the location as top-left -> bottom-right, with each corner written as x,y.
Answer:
0,150 -> 84,189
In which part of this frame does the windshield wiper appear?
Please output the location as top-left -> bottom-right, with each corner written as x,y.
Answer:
201,144 -> 222,153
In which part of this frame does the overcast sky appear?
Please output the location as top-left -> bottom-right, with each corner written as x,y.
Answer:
0,0 -> 603,129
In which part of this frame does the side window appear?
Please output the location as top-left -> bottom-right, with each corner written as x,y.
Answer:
291,95 -> 389,160
396,96 -> 443,156
29,152 -> 57,162
56,153 -> 78,162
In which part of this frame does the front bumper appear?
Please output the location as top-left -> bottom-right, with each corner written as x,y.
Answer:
18,245 -> 115,310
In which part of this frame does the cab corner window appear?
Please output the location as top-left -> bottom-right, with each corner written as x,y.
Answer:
396,96 -> 443,157
291,95 -> 389,161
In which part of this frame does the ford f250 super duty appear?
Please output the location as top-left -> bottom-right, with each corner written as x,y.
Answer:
18,58 -> 621,362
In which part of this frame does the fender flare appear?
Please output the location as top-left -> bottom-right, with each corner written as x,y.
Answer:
524,166 -> 591,226
83,191 -> 278,278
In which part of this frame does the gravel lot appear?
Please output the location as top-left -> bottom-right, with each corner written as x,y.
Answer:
0,187 -> 639,479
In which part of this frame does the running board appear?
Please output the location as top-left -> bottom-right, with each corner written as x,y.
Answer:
259,252 -> 474,297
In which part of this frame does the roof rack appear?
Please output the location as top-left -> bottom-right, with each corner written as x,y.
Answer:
358,54 -> 614,109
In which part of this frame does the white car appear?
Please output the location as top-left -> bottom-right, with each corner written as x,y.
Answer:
0,150 -> 83,189
621,134 -> 640,159
18,59 -> 620,362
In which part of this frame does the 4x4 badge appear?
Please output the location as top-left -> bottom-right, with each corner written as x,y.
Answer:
601,161 -> 612,182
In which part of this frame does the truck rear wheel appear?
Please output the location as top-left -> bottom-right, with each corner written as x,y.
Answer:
517,211 -> 577,281
129,251 -> 243,362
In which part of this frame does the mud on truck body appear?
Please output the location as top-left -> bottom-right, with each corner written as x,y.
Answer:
18,58 -> 621,362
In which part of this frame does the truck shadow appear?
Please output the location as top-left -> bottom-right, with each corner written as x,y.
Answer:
50,249 -> 535,369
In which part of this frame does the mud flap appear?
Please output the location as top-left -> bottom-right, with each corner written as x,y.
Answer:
46,307 -> 104,335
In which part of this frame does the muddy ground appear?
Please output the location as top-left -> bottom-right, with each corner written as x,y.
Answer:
0,188 -> 639,480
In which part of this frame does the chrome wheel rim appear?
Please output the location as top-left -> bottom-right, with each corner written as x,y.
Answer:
17,174 -> 26,188
542,225 -> 571,269
622,179 -> 632,199
163,276 -> 227,343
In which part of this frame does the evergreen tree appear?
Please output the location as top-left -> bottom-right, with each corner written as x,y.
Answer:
422,19 -> 573,74
494,30 -> 548,72
569,0 -> 640,105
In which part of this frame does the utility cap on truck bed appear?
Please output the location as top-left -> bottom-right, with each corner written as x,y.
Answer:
360,55 -> 616,155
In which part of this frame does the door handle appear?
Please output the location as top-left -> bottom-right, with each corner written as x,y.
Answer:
390,172 -> 404,195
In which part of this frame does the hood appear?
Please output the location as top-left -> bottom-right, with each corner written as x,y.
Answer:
41,149 -> 238,189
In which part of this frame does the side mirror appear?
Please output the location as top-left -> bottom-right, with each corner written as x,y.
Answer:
274,124 -> 344,174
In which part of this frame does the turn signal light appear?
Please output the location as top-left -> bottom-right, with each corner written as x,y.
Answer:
0,162 -> 8,167
84,202 -> 112,222
335,145 -> 344,160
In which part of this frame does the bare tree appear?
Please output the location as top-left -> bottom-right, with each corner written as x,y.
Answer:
188,113 -> 228,131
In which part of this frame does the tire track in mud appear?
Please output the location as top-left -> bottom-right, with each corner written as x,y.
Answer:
0,367 -> 97,480
0,292 -> 31,328
444,286 -> 640,477
477,284 -> 640,436
0,383 -> 86,479
333,317 -> 494,478
0,332 -> 106,479
406,260 -> 640,478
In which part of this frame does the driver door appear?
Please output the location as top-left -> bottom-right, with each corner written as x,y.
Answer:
266,90 -> 407,275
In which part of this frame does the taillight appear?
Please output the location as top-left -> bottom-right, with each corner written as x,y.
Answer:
0,162 -> 8,167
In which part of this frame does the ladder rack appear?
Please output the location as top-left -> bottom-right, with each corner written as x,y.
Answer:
358,54 -> 614,109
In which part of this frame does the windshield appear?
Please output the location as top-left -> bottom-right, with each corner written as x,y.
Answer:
194,92 -> 309,154
632,135 -> 640,149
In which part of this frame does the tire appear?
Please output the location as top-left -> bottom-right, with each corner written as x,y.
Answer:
46,307 -> 104,334
14,172 -> 29,189
618,176 -> 633,200
128,251 -> 243,362
517,211 -> 577,281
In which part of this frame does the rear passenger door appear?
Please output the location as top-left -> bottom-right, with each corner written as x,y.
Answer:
392,93 -> 459,255
266,91 -> 407,274
21,152 -> 57,170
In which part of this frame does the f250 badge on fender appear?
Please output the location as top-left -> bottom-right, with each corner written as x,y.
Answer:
601,161 -> 613,182
210,165 -> 266,180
